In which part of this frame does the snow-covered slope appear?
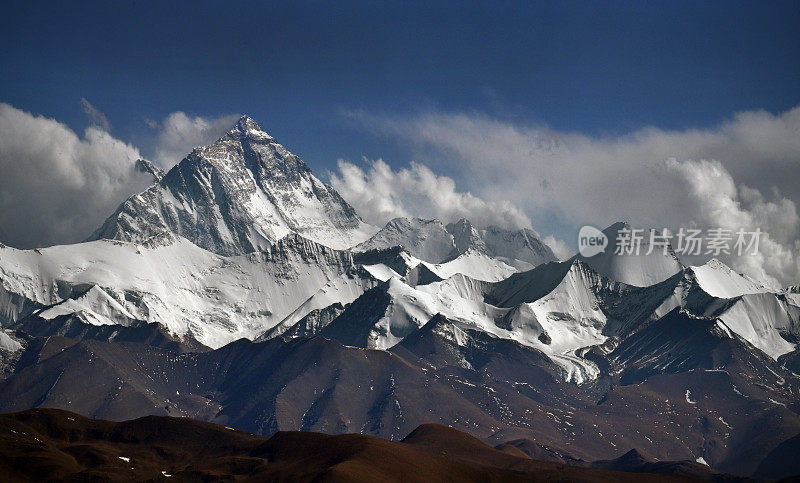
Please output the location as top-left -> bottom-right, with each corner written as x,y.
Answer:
0,233 -> 361,348
497,262 -> 606,338
313,254 -> 727,383
421,249 -> 517,282
354,244 -> 514,284
485,256 -> 798,377
355,218 -> 457,263
487,260 -> 576,308
74,215 -> 776,379
486,260 -> 612,382
690,258 -> 769,298
715,293 -> 799,359
0,330 -> 21,352
91,116 -> 376,254
260,266 -> 381,340
35,285 -> 141,327
609,258 -> 800,360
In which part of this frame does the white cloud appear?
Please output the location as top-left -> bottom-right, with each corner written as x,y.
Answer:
0,103 -> 153,249
81,98 -> 111,131
329,158 -> 532,231
663,158 -> 799,287
150,111 -> 240,168
543,235 -> 573,261
344,107 -> 800,286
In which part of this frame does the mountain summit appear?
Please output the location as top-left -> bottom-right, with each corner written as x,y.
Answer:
90,115 -> 376,255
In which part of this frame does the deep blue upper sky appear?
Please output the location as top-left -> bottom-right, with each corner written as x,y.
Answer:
2,0 -> 798,171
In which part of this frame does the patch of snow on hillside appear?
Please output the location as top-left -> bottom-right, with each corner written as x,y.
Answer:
0,330 -> 21,352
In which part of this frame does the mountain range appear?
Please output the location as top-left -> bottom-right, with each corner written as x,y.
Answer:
1,116 -> 798,478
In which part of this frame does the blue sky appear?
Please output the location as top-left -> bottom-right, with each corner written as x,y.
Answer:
2,0 -> 798,169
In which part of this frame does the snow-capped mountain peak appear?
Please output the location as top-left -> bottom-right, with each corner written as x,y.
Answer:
229,114 -> 273,139
90,116 -> 377,254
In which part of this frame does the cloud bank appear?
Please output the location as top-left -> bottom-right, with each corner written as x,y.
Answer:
0,103 -> 152,249
330,158 -> 532,231
338,107 -> 800,286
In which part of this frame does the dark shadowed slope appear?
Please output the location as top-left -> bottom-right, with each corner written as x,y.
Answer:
0,408 -> 743,482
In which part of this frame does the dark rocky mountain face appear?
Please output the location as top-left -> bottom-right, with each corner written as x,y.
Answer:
779,346 -> 800,374
12,312 -> 209,353
754,432 -> 800,479
1,315 -> 798,477
91,116 -> 374,254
